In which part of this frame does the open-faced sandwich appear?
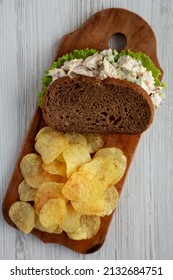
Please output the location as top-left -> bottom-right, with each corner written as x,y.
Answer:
39,48 -> 165,134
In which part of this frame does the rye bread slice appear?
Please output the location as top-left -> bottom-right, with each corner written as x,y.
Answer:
42,76 -> 154,134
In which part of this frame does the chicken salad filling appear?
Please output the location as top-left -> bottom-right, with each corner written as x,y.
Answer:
38,48 -> 165,108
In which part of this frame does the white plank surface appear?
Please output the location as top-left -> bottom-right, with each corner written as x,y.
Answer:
0,0 -> 173,260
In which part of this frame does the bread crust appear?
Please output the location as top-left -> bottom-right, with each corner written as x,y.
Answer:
42,76 -> 154,134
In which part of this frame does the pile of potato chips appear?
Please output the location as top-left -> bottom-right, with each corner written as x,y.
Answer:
9,127 -> 127,240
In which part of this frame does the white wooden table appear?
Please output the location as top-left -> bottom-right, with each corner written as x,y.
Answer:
0,0 -> 172,260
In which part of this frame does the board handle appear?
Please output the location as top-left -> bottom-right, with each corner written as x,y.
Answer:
55,8 -> 163,77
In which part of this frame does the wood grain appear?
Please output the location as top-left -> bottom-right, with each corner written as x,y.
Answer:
56,8 -> 163,76
2,8 -> 162,254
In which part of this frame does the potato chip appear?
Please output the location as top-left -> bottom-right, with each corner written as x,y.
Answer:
63,144 -> 91,178
84,133 -> 104,153
53,226 -> 63,234
67,215 -> 100,240
35,126 -> 68,146
20,153 -> 61,189
35,142 -> 56,164
71,197 -> 105,216
39,198 -> 67,228
65,132 -> 87,146
35,128 -> 69,164
72,186 -> 119,216
79,156 -> 119,187
62,170 -> 106,202
96,185 -> 119,217
34,213 -> 63,234
42,160 -> 66,177
18,180 -> 37,201
35,126 -> 54,140
34,213 -> 57,233
60,202 -> 81,233
94,147 -> 127,183
9,201 -> 35,234
34,182 -> 65,213
56,153 -> 65,162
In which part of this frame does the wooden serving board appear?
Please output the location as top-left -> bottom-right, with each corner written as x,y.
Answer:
2,8 -> 163,254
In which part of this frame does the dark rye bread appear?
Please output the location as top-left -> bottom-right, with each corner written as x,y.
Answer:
42,76 -> 154,134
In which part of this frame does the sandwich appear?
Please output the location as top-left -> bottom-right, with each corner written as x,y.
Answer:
38,48 -> 165,134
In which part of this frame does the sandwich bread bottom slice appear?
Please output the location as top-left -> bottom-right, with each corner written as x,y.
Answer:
42,76 -> 154,134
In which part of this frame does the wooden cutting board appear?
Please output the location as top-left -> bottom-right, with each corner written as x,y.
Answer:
2,8 -> 163,254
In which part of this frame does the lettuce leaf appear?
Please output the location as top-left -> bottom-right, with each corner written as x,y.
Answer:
38,48 -> 98,106
38,74 -> 52,107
